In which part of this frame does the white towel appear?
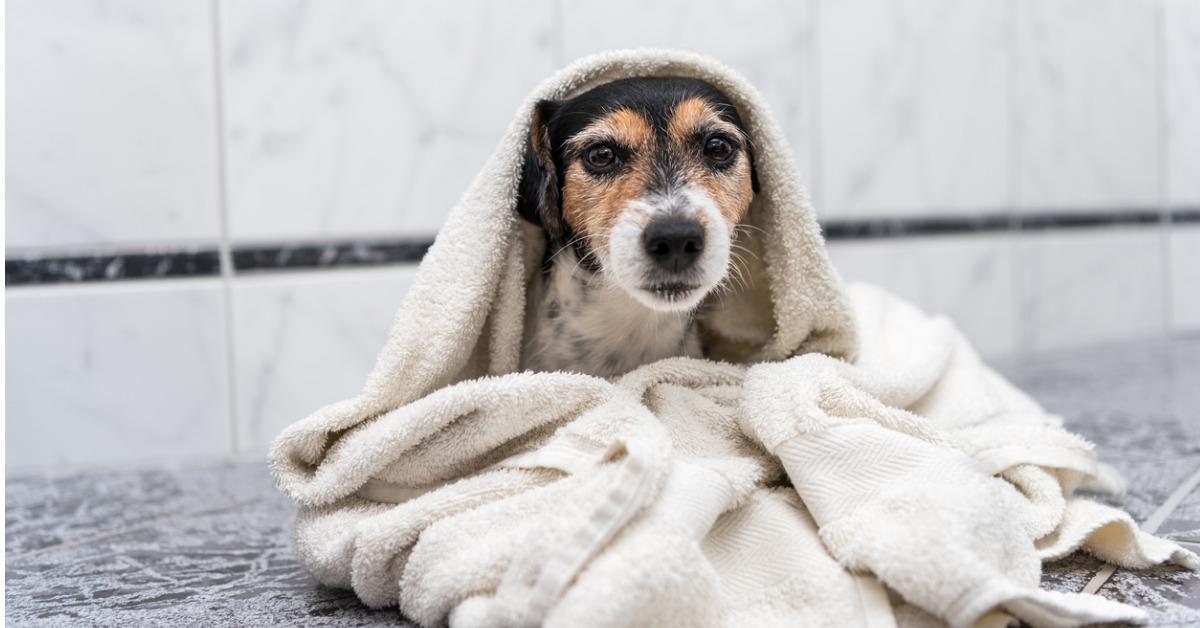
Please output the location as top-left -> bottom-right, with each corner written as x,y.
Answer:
270,49 -> 1195,628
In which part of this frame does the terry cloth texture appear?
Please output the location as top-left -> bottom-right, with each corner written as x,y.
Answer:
270,49 -> 1196,628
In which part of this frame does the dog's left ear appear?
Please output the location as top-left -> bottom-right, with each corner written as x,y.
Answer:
516,99 -> 566,240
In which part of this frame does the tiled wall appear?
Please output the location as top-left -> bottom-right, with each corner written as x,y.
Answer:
6,0 -> 1199,470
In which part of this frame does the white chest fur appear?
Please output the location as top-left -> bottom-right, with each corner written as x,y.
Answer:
522,250 -> 701,377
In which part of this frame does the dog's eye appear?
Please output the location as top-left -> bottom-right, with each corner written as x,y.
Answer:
585,145 -> 617,170
704,136 -> 735,164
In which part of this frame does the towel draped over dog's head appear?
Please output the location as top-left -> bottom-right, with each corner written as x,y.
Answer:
277,49 -> 858,469
373,49 -> 853,399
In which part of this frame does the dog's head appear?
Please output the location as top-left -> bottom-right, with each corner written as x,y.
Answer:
518,77 -> 758,312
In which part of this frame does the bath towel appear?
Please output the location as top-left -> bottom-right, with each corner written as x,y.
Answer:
270,49 -> 1195,628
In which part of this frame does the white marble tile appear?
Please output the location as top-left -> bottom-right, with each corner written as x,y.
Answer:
1169,226 -> 1200,331
1013,0 -> 1160,211
558,0 -> 818,207
220,0 -> 555,241
5,0 -> 220,249
1165,0 -> 1200,207
5,282 -> 233,471
1014,228 -> 1167,354
827,235 -> 1018,358
817,0 -> 1009,218
230,267 -> 418,456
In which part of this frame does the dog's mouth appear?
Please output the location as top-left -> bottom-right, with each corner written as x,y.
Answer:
629,280 -> 710,311
644,282 -> 700,301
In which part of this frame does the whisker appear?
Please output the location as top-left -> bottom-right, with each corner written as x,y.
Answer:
724,249 -> 752,293
547,234 -> 589,265
728,244 -> 760,271
565,245 -> 600,280
733,222 -> 767,236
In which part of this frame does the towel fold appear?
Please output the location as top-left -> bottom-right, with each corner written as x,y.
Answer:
271,49 -> 1194,627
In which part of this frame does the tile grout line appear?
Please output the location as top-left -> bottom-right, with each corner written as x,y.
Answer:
1004,0 -> 1024,362
1137,467 -> 1200,538
809,0 -> 823,215
8,495 -> 267,561
1156,0 -> 1175,337
210,0 -> 241,458
1081,465 -> 1200,595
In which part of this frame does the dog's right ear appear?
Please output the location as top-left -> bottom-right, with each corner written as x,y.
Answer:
516,99 -> 566,240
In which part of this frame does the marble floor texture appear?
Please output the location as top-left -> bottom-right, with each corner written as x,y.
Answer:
6,334 -> 1200,627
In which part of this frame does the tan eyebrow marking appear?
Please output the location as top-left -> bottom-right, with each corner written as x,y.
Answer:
566,108 -> 654,152
667,97 -> 744,145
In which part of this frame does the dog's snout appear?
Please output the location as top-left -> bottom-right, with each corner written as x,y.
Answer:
643,218 -> 705,272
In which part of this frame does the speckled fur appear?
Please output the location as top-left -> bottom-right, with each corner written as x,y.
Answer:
522,246 -> 702,377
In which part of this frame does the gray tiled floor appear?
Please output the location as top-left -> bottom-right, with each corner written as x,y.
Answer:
6,464 -> 410,626
6,335 -> 1199,626
998,335 -> 1200,627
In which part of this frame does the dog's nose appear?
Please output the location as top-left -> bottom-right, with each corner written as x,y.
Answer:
643,218 -> 705,272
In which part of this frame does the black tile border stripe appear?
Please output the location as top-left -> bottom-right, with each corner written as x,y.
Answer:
232,239 -> 431,273
5,250 -> 221,286
1169,208 -> 1200,224
6,208 -> 1199,286
1019,209 -> 1163,230
821,214 -> 1013,239
822,207 -> 1199,239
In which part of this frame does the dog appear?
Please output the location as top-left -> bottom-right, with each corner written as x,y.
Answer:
517,77 -> 759,377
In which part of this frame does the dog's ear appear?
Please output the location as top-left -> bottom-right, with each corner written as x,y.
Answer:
747,142 -> 761,195
517,99 -> 566,240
